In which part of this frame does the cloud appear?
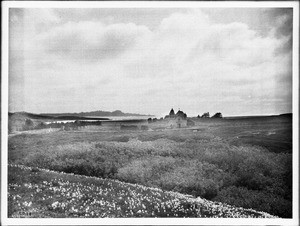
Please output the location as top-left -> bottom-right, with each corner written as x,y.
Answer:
121,10 -> 292,115
264,8 -> 293,55
124,10 -> 285,82
38,21 -> 151,62
9,8 -> 293,116
266,8 -> 293,38
159,10 -> 210,34
188,22 -> 282,67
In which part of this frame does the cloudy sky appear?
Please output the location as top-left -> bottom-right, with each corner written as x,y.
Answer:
9,7 -> 293,117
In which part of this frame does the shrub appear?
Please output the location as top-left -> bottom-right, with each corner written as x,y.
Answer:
201,112 -> 210,118
159,169 -> 220,199
213,186 -> 292,218
118,158 -> 223,200
117,156 -> 177,186
22,119 -> 34,130
24,151 -> 53,168
212,113 -> 223,118
8,129 -> 292,218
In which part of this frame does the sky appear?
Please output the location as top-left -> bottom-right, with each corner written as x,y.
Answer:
9,7 -> 293,117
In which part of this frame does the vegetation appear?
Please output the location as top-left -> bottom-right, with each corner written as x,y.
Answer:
22,119 -> 34,130
212,112 -> 223,118
8,164 -> 276,218
8,118 -> 293,218
201,112 -> 210,118
200,112 -> 223,118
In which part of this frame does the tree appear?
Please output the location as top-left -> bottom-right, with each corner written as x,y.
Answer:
25,118 -> 33,126
23,119 -> 34,130
35,122 -> 46,129
169,108 -> 175,117
212,112 -> 223,118
201,112 -> 210,118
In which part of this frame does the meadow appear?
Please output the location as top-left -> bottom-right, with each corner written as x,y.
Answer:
8,164 -> 276,218
8,115 -> 292,218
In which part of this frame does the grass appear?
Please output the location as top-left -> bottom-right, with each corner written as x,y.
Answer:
8,164 -> 276,218
8,116 -> 293,218
203,117 -> 292,153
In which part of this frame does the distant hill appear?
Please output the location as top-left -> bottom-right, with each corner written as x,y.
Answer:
279,113 -> 292,117
9,110 -> 152,119
224,113 -> 292,120
9,111 -> 109,121
8,111 -> 110,133
39,110 -> 152,117
8,110 -> 152,133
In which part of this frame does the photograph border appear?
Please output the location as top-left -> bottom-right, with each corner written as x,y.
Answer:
1,1 -> 299,225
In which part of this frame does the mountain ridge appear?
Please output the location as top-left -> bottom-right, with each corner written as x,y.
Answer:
9,110 -> 153,118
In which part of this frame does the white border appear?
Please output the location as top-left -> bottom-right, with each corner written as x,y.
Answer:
1,1 -> 299,8
1,1 -> 299,225
1,1 -> 9,226
292,1 -> 299,225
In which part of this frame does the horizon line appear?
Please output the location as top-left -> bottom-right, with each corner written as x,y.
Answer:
9,110 -> 292,118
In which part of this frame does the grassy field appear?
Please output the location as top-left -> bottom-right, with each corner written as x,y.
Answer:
193,115 -> 292,153
8,116 -> 293,218
8,164 -> 276,218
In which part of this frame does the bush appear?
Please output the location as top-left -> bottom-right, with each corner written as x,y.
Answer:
159,167 -> 220,199
201,112 -> 210,118
213,186 -> 292,218
8,130 -> 292,218
22,119 -> 34,130
117,156 -> 177,186
212,113 -> 223,118
117,158 -> 223,200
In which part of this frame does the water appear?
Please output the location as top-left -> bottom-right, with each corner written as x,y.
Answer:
95,116 -> 152,120
44,116 -> 154,124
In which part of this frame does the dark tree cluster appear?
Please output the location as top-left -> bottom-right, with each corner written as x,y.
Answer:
201,112 -> 210,118
148,117 -> 164,123
199,112 -> 223,118
148,118 -> 158,123
212,112 -> 223,118
22,119 -> 34,130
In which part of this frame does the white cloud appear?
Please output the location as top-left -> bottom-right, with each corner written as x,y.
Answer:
9,9 -> 292,116
37,21 -> 151,62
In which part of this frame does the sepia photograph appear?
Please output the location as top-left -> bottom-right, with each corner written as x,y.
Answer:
1,1 -> 299,225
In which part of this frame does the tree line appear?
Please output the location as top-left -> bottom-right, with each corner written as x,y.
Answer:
197,112 -> 223,118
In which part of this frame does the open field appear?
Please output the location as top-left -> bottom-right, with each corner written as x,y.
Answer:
8,164 -> 276,218
8,115 -> 293,218
212,116 -> 292,153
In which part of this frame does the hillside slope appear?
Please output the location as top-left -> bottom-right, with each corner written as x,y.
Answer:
8,164 -> 277,218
